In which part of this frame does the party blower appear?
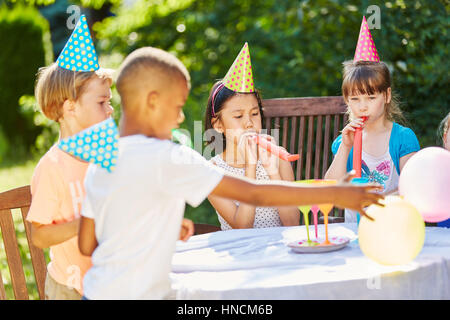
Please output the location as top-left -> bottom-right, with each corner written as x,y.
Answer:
352,116 -> 367,177
253,135 -> 300,162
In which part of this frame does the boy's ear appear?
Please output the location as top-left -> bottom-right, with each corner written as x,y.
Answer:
146,91 -> 159,110
211,117 -> 224,134
61,99 -> 76,118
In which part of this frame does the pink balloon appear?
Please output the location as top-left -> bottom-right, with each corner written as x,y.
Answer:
399,147 -> 450,222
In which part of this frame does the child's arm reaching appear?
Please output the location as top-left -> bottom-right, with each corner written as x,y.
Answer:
78,217 -> 98,256
210,173 -> 382,220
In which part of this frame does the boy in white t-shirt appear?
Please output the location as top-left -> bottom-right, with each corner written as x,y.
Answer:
77,47 -> 384,300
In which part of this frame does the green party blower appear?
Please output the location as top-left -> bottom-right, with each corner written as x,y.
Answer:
171,129 -> 193,149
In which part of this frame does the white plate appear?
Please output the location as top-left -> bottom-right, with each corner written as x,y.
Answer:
287,236 -> 350,253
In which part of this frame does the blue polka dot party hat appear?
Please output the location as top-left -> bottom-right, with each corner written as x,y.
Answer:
56,14 -> 99,71
58,118 -> 119,172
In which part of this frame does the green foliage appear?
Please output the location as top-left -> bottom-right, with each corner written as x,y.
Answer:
0,0 -> 55,5
0,4 -> 53,158
92,0 -> 448,144
0,126 -> 9,162
38,0 -> 75,57
88,0 -> 448,224
1,0 -> 448,225
19,95 -> 59,156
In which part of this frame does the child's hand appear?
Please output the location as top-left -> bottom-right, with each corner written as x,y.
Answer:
258,134 -> 281,176
179,218 -> 194,242
237,132 -> 258,167
341,117 -> 365,148
335,170 -> 384,220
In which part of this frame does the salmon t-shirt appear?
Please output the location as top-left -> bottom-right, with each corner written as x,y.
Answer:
26,145 -> 92,295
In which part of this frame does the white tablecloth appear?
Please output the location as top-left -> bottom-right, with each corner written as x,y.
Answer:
170,223 -> 450,299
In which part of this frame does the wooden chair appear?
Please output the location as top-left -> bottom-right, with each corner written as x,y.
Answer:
0,185 -> 46,300
262,96 -> 348,224
193,223 -> 221,235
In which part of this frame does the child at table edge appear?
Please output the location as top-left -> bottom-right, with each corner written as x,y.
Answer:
324,17 -> 420,222
77,46 -> 383,300
26,15 -> 114,299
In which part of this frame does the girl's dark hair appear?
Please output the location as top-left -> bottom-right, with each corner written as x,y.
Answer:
204,80 -> 264,150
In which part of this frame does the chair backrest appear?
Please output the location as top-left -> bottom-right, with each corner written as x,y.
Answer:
262,96 -> 348,180
262,96 -> 348,222
194,223 -> 221,235
0,185 -> 46,300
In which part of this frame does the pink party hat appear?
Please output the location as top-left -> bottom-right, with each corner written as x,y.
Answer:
223,42 -> 254,93
354,16 -> 380,62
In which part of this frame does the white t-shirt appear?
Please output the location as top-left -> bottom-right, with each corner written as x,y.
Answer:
81,135 -> 224,299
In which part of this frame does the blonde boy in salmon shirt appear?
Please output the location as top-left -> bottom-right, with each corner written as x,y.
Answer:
26,15 -> 114,299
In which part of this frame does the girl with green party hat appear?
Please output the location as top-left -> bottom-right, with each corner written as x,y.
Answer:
204,43 -> 300,230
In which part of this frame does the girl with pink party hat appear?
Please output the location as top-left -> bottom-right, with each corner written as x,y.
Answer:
325,16 -> 420,223
204,43 -> 300,230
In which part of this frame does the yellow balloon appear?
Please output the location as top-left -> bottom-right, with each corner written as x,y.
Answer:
358,196 -> 425,266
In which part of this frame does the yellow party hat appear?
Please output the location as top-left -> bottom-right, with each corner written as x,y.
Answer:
223,42 -> 254,92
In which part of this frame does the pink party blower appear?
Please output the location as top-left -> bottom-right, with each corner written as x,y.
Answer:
352,116 -> 367,177
311,205 -> 319,239
254,135 -> 300,162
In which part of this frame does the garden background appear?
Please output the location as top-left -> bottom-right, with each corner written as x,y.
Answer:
0,0 -> 448,299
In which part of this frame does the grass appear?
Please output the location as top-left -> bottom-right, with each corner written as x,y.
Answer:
0,157 -> 37,193
0,155 -> 49,300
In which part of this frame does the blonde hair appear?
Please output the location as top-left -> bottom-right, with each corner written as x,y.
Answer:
116,47 -> 191,105
35,63 -> 113,121
342,60 -> 405,124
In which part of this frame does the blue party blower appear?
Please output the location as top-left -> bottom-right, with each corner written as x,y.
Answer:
351,177 -> 370,226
